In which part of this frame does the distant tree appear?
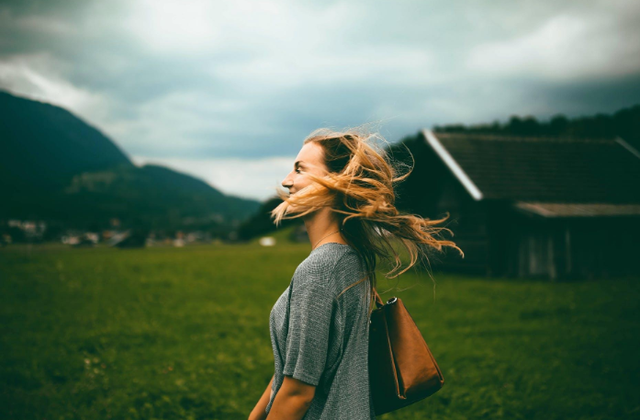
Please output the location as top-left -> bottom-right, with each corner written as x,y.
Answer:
43,224 -> 64,242
549,114 -> 568,135
438,123 -> 467,133
506,116 -> 524,135
6,226 -> 24,243
520,116 -> 541,135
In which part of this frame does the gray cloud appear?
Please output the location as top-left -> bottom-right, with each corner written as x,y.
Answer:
1,0 -> 639,199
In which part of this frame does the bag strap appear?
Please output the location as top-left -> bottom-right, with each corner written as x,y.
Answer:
373,287 -> 385,309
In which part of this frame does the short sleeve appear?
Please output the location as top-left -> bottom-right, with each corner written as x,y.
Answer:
283,269 -> 336,386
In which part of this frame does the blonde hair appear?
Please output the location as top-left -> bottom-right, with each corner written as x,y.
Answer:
271,127 -> 464,315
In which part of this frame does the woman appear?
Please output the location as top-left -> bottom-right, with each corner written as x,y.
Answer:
249,128 -> 463,420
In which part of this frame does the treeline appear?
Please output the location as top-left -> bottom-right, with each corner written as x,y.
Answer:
434,104 -> 640,145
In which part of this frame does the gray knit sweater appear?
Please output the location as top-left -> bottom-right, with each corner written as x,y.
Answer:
266,242 -> 376,419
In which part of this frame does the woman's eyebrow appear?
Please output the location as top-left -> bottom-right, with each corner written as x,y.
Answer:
294,161 -> 305,168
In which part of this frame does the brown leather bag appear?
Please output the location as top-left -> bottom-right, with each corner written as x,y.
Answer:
368,288 -> 445,415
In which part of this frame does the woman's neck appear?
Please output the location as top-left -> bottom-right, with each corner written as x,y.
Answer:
304,208 -> 347,248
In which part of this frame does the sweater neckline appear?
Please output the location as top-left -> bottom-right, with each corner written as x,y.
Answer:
311,242 -> 353,253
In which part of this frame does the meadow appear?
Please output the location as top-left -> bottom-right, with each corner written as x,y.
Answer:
1,240 -> 638,420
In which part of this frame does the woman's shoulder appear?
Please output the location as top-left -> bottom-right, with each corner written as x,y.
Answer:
293,243 -> 364,291
305,242 -> 360,270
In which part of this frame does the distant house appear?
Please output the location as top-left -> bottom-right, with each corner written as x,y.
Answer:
416,130 -> 640,280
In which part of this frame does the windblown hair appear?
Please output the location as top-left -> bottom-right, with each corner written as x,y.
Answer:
271,127 -> 464,315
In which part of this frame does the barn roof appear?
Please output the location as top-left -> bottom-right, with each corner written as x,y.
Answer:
423,130 -> 640,204
513,202 -> 640,217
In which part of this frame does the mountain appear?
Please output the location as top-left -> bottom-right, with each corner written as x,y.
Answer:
0,90 -> 134,194
0,90 -> 260,230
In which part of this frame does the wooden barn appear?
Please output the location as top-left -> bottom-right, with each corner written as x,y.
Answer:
416,129 -> 640,280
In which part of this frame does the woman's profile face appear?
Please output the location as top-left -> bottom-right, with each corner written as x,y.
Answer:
281,141 -> 328,196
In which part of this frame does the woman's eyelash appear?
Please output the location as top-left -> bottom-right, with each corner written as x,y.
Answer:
295,168 -> 302,173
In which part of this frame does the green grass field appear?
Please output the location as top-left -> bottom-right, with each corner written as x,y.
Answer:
1,242 -> 639,420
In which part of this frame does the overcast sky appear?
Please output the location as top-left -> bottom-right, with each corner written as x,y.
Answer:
1,0 -> 639,200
